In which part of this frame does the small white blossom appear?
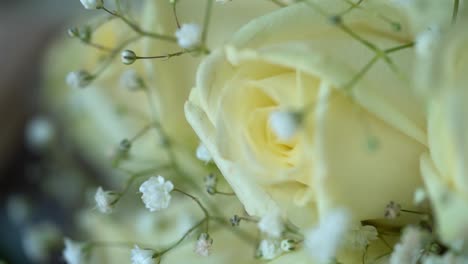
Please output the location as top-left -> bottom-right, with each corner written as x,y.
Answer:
258,209 -> 284,238
25,116 -> 54,150
131,245 -> 156,264
280,239 -> 297,252
66,70 -> 92,89
80,0 -> 103,9
94,187 -> 119,214
22,223 -> 61,262
384,201 -> 401,219
346,225 -> 378,250
139,176 -> 174,212
389,227 -> 424,264
305,208 -> 351,263
63,238 -> 85,264
415,26 -> 441,57
175,23 -> 202,49
194,233 -> 213,257
269,110 -> 300,141
120,69 -> 145,91
413,187 -> 427,205
258,240 -> 282,260
196,143 -> 212,163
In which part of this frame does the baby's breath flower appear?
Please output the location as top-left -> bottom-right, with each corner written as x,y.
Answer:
413,187 -> 427,205
280,239 -> 297,252
25,117 -> 54,150
196,143 -> 212,163
258,209 -> 284,238
389,227 -> 424,264
66,70 -> 92,89
305,208 -> 351,263
120,69 -> 145,91
63,238 -> 85,264
230,215 -> 241,226
80,0 -> 103,9
384,201 -> 401,219
94,187 -> 119,214
415,26 -> 441,57
194,233 -> 213,257
139,176 -> 174,212
131,245 -> 156,264
346,225 -> 378,250
269,110 -> 301,141
204,173 -> 217,194
257,240 -> 282,260
121,50 -> 137,65
175,23 -> 202,49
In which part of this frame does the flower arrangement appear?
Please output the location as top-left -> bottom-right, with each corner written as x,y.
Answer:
38,0 -> 468,263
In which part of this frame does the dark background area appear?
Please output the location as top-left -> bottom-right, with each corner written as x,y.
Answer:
0,1 -> 90,263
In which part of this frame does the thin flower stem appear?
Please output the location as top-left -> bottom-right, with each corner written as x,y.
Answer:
213,190 -> 236,196
343,54 -> 379,91
173,189 -> 210,219
453,0 -> 460,24
201,0 -> 214,44
385,42 -> 415,54
81,40 -> 114,52
88,241 -> 139,249
102,7 -> 177,42
401,209 -> 426,215
136,50 -> 186,60
157,218 -> 207,256
269,0 -> 287,7
129,123 -> 156,143
172,2 -> 181,29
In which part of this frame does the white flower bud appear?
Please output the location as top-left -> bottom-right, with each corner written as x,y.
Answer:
94,187 -> 119,214
269,110 -> 301,141
63,238 -> 85,264
66,70 -> 92,89
25,117 -> 54,151
120,69 -> 145,91
413,187 -> 427,205
196,142 -> 212,163
121,50 -> 137,65
194,233 -> 213,257
257,240 -> 282,260
280,239 -> 297,252
80,0 -> 103,9
131,245 -> 156,264
139,176 -> 174,212
175,23 -> 202,49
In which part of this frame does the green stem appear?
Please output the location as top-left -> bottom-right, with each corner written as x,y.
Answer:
201,0 -> 214,44
453,0 -> 460,24
157,218 -> 207,256
269,0 -> 287,7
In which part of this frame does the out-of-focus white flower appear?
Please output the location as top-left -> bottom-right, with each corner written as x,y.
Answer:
63,238 -> 85,264
94,187 -> 119,214
66,70 -> 92,89
280,239 -> 297,252
305,208 -> 351,263
257,209 -> 284,238
389,227 -> 424,264
415,26 -> 441,57
6,195 -> 31,224
80,0 -> 103,9
258,239 -> 282,260
175,23 -> 202,49
194,233 -> 213,257
25,116 -> 54,150
413,187 -> 427,205
22,223 -> 61,262
384,201 -> 401,219
196,143 -> 212,163
269,110 -> 300,141
120,69 -> 145,91
346,225 -> 378,250
139,176 -> 174,212
131,245 -> 156,264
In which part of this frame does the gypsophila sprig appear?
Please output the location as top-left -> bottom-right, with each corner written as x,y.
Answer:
346,225 -> 379,250
66,70 -> 93,89
194,233 -> 213,257
131,245 -> 156,264
257,239 -> 282,260
305,208 -> 350,263
94,187 -> 119,214
175,23 -> 202,49
80,0 -> 103,10
280,239 -> 297,252
385,201 -> 401,219
389,226 -> 425,264
258,209 -> 284,238
139,176 -> 174,212
63,238 -> 86,264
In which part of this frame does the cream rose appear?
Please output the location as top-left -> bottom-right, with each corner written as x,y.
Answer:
185,0 -> 427,231
418,15 -> 468,247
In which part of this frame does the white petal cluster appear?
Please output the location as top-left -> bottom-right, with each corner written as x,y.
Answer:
175,23 -> 202,49
389,227 -> 424,264
196,143 -> 212,163
131,245 -> 156,264
66,70 -> 92,89
194,233 -> 213,257
80,0 -> 103,9
346,225 -> 379,250
269,110 -> 300,141
63,238 -> 85,264
305,208 -> 351,263
258,209 -> 284,238
258,240 -> 282,260
94,187 -> 119,214
139,176 -> 174,212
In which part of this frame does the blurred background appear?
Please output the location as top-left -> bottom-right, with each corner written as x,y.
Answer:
0,1 -> 96,263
